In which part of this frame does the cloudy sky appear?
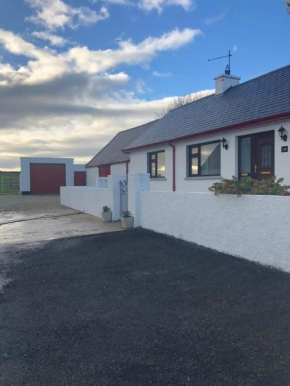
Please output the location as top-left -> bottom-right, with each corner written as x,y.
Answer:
0,0 -> 289,170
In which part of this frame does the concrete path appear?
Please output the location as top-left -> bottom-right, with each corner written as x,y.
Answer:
0,195 -> 123,246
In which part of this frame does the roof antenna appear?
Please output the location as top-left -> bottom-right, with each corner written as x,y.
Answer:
208,50 -> 232,75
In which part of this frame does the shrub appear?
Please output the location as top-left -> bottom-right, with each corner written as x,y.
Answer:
122,210 -> 132,218
209,177 -> 290,197
103,205 -> 110,212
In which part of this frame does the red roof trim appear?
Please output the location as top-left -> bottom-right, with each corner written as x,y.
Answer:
124,111 -> 290,152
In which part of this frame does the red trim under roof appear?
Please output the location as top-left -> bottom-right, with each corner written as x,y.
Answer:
86,160 -> 130,168
124,111 -> 290,153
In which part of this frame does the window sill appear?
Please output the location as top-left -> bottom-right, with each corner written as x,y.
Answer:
150,178 -> 167,181
184,176 -> 221,181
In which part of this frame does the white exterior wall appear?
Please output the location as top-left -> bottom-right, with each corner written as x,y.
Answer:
20,157 -> 74,193
73,164 -> 86,172
86,163 -> 128,187
86,167 -> 99,186
130,145 -> 173,191
129,120 -> 290,193
139,191 -> 290,273
111,163 -> 127,176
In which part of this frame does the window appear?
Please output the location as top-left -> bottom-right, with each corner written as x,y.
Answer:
99,165 -> 111,177
188,141 -> 221,177
148,151 -> 165,178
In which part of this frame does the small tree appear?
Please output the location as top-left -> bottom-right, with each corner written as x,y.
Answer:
156,92 -> 210,118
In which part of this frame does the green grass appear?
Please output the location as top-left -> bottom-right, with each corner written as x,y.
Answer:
0,172 -> 20,195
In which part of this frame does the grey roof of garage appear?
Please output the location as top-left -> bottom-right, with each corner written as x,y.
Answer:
86,121 -> 157,167
125,65 -> 290,150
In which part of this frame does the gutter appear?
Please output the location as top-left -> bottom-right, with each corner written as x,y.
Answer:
169,142 -> 176,192
124,110 -> 290,153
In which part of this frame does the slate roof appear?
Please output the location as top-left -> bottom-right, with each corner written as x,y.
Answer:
125,65 -> 290,151
86,120 -> 156,167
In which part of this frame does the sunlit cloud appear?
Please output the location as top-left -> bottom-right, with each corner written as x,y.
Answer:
26,0 -> 109,30
0,26 -> 203,170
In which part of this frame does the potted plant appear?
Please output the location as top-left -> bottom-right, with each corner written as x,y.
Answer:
121,210 -> 134,229
101,205 -> 112,222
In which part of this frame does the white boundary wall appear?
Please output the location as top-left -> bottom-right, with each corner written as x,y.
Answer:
138,189 -> 290,273
60,187 -> 109,217
61,174 -> 125,220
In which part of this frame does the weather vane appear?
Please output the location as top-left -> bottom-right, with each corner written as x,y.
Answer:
208,50 -> 232,75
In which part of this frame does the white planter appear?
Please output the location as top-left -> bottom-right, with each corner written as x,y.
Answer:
121,216 -> 134,229
101,211 -> 112,222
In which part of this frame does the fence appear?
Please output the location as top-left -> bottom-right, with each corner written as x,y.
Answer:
0,173 -> 20,195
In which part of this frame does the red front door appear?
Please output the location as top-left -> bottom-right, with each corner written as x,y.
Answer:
74,171 -> 86,186
30,164 -> 66,194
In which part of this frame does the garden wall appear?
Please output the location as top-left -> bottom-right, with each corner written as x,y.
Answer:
139,191 -> 290,272
61,174 -> 126,220
60,187 -> 109,218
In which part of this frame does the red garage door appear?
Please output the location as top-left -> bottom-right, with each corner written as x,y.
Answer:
74,171 -> 86,186
30,164 -> 66,194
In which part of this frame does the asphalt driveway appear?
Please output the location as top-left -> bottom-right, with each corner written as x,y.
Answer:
1,229 -> 290,385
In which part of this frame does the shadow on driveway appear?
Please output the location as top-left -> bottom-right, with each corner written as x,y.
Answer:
1,229 -> 290,385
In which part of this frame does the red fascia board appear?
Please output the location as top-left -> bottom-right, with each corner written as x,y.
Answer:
123,111 -> 290,153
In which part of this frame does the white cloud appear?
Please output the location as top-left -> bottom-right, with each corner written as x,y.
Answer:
204,8 -> 227,26
152,70 -> 171,77
0,27 -> 202,169
0,28 -> 200,85
67,28 -> 200,74
233,45 -> 238,52
92,0 -> 196,13
32,31 -> 68,46
139,0 -> 194,13
26,0 -> 109,30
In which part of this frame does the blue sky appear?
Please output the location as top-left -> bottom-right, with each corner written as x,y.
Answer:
0,0 -> 289,169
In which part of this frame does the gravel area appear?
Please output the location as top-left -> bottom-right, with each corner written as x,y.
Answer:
1,229 -> 290,385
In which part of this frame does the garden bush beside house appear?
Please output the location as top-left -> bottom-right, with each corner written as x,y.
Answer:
209,177 -> 290,197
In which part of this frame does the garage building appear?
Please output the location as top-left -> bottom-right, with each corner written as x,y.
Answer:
20,158 -> 86,195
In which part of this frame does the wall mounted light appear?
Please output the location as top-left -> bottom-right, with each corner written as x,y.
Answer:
221,138 -> 228,150
278,126 -> 287,142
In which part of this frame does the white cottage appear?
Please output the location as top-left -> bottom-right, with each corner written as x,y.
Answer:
125,65 -> 290,192
86,121 -> 155,186
88,65 -> 290,192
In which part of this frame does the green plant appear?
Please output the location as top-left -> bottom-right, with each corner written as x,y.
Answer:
122,210 -> 132,218
209,177 -> 290,197
103,205 -> 111,212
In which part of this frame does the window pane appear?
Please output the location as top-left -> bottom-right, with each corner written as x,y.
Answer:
150,161 -> 156,177
200,143 -> 221,176
240,137 -> 251,174
151,154 -> 156,161
191,146 -> 198,155
191,157 -> 198,175
261,144 -> 272,167
157,152 -> 165,177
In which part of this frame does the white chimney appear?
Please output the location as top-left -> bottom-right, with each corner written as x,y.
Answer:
214,72 -> 241,95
